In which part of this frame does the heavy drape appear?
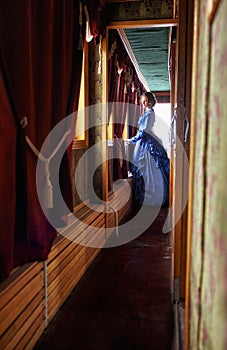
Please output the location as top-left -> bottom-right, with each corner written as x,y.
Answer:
0,0 -> 84,281
113,71 -> 129,180
108,30 -> 145,180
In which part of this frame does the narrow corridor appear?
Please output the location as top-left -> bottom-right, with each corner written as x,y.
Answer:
34,207 -> 173,350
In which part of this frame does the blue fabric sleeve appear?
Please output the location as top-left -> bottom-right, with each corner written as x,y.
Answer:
130,130 -> 144,143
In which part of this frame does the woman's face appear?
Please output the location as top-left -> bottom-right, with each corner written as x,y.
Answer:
140,95 -> 150,110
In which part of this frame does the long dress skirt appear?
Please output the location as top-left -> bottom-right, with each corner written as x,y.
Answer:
131,132 -> 170,206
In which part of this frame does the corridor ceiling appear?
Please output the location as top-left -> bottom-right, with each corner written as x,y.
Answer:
123,27 -> 170,92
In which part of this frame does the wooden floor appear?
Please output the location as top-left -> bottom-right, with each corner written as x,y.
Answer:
34,206 -> 173,350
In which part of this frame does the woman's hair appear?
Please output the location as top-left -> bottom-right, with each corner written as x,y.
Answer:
140,91 -> 157,107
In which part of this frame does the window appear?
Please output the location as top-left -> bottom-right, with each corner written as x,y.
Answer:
73,44 -> 88,149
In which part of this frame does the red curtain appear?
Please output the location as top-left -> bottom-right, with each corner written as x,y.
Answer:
0,0 -> 85,281
113,70 -> 129,180
107,30 -> 147,181
84,0 -> 106,40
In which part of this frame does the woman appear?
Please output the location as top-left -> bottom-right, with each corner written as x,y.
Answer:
128,91 -> 170,206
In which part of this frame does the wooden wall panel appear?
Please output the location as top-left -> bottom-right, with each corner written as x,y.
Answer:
0,180 -> 132,349
0,262 -> 45,350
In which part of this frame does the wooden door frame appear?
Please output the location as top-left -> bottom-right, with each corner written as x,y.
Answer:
102,18 -> 177,202
185,0 -> 199,346
172,0 -> 187,301
171,0 -> 194,304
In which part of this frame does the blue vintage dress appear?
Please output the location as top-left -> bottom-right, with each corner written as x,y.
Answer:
130,108 -> 170,206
